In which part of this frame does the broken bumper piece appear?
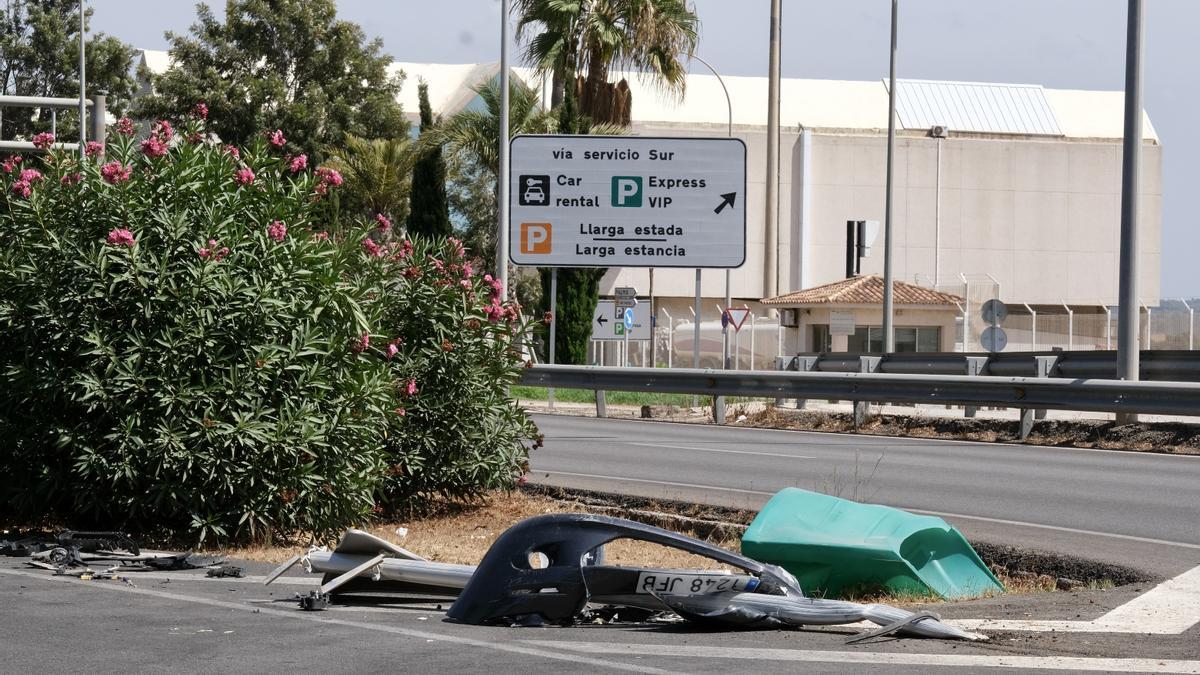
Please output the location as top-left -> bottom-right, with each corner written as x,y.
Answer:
447,513 -> 985,641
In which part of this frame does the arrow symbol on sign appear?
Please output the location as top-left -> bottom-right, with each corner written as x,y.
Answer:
596,315 -> 608,326
713,192 -> 737,214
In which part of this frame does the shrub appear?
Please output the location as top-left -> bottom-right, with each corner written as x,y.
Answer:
0,119 -> 536,542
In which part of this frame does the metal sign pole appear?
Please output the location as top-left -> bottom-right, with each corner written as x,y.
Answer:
548,267 -> 557,408
1116,0 -> 1144,425
78,0 -> 86,156
649,268 -> 656,367
693,269 -> 701,407
496,0 -> 511,298
881,0 -> 898,352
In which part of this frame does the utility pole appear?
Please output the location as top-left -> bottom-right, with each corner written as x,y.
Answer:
881,0 -> 898,352
1116,0 -> 1144,422
78,0 -> 86,156
764,0 -> 781,301
497,0 -> 511,298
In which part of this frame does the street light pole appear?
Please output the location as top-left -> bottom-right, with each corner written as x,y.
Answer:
764,0 -> 781,301
1116,0 -> 1144,423
78,0 -> 86,156
881,0 -> 898,353
497,0 -> 511,298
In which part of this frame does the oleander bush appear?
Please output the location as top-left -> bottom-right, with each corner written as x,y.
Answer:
0,113 -> 537,542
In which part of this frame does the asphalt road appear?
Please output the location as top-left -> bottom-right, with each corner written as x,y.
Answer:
528,414 -> 1200,578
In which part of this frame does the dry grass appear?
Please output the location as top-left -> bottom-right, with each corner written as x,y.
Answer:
221,491 -> 739,570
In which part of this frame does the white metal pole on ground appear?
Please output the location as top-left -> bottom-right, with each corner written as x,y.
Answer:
934,136 -> 942,285
1143,302 -> 1152,349
1062,302 -> 1073,350
78,0 -> 86,156
1116,0 -> 1143,417
1105,306 -> 1113,349
750,314 -> 757,370
649,268 -> 656,367
1182,299 -> 1194,349
881,0 -> 898,353
496,0 -> 511,298
1023,303 -> 1037,351
734,328 -> 740,370
777,321 -> 783,357
663,308 -> 673,367
548,267 -> 557,408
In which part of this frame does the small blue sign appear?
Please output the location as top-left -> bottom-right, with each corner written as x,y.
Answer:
623,308 -> 635,330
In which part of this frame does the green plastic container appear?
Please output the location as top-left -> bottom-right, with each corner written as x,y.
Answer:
742,488 -> 1003,600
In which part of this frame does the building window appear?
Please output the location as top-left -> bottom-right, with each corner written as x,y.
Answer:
811,324 -> 941,352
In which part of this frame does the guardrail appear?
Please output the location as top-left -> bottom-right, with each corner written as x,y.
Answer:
520,364 -> 1200,440
782,350 -> 1200,381
0,93 -> 106,152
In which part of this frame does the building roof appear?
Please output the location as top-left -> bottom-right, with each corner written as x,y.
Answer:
891,79 -> 1062,136
761,275 -> 964,307
135,49 -> 1158,142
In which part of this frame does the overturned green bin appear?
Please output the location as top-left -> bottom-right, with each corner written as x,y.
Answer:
742,488 -> 1003,600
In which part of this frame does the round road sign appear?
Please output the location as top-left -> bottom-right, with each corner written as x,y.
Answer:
980,325 -> 1008,352
981,299 -> 1008,325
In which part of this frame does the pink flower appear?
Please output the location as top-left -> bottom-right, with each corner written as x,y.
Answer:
198,247 -> 211,259
234,167 -> 255,186
223,145 -> 240,160
374,213 -> 391,231
394,239 -> 414,259
100,161 -> 132,184
60,172 -> 82,186
517,475 -> 528,486
362,237 -> 383,257
31,132 -> 55,150
351,332 -> 370,354
106,228 -> 135,247
18,168 -> 42,183
311,231 -> 329,241
267,129 -> 286,148
140,137 -> 169,158
10,181 -> 31,198
267,220 -> 287,242
462,262 -> 473,278
84,141 -> 105,158
215,246 -> 230,261
192,102 -> 209,119
152,120 -> 174,142
2,155 -> 22,173
447,237 -> 465,259
288,154 -> 307,173
404,378 -> 418,396
114,117 -> 135,137
393,407 -> 406,417
386,342 -> 399,360
315,166 -> 343,187
459,279 -> 472,290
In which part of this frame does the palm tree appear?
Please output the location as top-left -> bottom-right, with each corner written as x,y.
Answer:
514,0 -> 699,124
325,135 -> 416,226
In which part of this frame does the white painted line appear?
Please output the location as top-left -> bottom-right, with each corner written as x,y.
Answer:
954,565 -> 1200,635
624,441 -> 814,460
532,471 -> 1200,550
521,640 -> 1200,673
0,569 -> 675,675
108,571 -> 318,585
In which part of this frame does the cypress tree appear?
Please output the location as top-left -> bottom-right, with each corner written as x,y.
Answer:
407,82 -> 452,237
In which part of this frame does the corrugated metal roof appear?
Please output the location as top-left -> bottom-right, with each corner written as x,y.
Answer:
891,79 -> 1063,136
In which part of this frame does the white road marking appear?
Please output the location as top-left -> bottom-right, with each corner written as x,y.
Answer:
104,571 -> 317,585
532,472 -> 1200,550
521,640 -> 1200,673
955,565 -> 1200,634
0,569 -> 675,675
624,441 -> 814,460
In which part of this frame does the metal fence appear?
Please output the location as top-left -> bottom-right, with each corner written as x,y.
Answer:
0,93 -> 107,152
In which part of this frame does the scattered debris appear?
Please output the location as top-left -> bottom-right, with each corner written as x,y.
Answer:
205,565 -> 245,579
297,590 -> 331,611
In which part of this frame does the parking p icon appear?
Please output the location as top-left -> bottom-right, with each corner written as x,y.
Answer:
520,223 -> 552,254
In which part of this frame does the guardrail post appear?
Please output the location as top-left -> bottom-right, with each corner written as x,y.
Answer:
714,393 -> 725,425
792,356 -> 818,409
853,356 -> 882,427
963,356 -> 988,418
1018,355 -> 1059,439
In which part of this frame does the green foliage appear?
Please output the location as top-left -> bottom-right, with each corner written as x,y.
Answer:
514,0 -> 699,120
407,82 -> 451,239
325,135 -> 415,228
0,115 -> 537,542
0,0 -> 136,140
541,267 -> 605,364
135,0 -> 407,160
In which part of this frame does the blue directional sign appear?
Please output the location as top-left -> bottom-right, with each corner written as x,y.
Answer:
623,307 -> 635,331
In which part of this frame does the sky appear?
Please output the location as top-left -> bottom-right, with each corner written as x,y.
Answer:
90,1 -> 1199,297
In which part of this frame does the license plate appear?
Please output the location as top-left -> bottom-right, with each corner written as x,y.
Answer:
635,572 -> 760,595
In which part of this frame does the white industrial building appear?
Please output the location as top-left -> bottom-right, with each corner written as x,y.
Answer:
138,51 -> 1164,354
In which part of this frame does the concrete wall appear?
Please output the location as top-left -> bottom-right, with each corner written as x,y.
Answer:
598,123 -> 1163,308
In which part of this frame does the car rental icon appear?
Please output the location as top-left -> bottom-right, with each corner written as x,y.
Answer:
519,175 -> 550,206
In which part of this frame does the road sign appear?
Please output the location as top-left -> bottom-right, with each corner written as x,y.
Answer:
592,300 -> 651,341
508,135 -> 747,268
615,286 -> 637,299
623,308 -> 635,330
981,325 -> 1008,352
981,299 -> 1008,325
724,307 -> 751,333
